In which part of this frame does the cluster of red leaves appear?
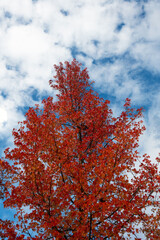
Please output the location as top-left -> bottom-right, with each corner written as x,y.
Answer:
0,59 -> 160,239
0,219 -> 25,240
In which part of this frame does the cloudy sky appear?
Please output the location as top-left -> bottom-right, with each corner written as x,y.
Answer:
0,0 -> 160,234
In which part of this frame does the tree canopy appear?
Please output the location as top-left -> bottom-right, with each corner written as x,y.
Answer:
0,59 -> 160,239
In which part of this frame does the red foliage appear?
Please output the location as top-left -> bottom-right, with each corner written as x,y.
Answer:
1,60 -> 160,239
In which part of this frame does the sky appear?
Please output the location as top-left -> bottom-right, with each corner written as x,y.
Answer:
0,0 -> 160,238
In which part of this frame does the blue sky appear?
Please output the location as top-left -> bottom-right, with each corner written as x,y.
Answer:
0,0 -> 160,238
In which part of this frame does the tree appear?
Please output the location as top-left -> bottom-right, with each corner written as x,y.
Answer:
1,59 -> 160,239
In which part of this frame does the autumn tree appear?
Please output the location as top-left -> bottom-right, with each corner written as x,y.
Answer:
1,59 -> 160,239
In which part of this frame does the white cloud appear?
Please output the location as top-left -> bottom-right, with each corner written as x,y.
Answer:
131,42 -> 160,73
3,25 -> 49,60
145,95 -> 160,158
0,0 -> 33,19
129,1 -> 160,73
0,107 -> 7,128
